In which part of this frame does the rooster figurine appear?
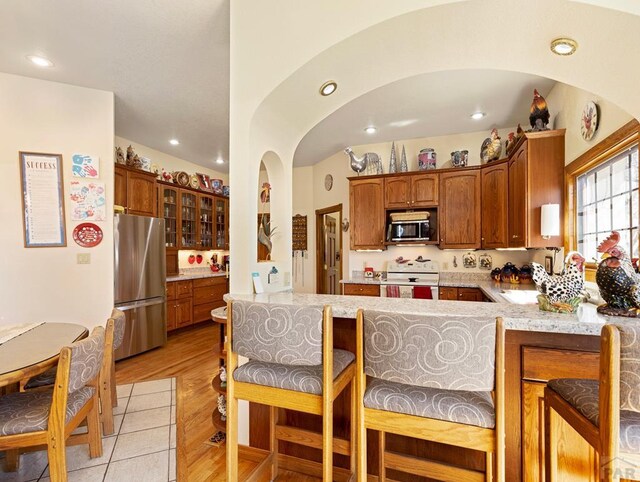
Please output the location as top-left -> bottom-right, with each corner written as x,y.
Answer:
344,147 -> 366,176
530,89 -> 550,131
480,128 -> 502,163
596,231 -> 640,317
505,132 -> 516,156
531,252 -> 586,312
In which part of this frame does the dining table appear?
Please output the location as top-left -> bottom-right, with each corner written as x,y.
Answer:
0,322 -> 88,390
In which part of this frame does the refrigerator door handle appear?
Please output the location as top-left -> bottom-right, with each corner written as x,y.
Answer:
116,297 -> 166,312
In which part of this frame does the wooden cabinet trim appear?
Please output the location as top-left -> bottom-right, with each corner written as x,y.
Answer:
522,346 -> 599,382
342,283 -> 380,297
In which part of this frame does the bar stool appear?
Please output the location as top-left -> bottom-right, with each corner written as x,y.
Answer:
226,300 -> 356,481
545,323 -> 640,482
355,309 -> 505,482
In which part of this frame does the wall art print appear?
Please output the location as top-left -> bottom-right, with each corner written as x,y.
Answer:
69,181 -> 106,221
71,154 -> 99,178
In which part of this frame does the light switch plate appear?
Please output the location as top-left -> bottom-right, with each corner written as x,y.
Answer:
77,253 -> 91,264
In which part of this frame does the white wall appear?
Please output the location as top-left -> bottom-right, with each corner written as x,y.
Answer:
115,136 -> 228,184
546,83 -> 634,164
0,73 -> 114,328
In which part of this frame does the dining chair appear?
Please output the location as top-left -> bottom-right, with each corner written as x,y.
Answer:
0,326 -> 105,480
355,309 -> 505,482
545,323 -> 640,482
226,300 -> 356,481
24,308 -> 125,435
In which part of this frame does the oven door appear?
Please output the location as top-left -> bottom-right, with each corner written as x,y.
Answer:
380,284 -> 439,299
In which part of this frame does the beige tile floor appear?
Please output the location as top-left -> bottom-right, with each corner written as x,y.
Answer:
0,378 -> 176,482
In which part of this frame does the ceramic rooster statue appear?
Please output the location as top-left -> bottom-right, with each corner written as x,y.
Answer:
480,128 -> 502,163
505,132 -> 516,156
596,231 -> 640,317
344,147 -> 366,176
531,252 -> 586,312
530,89 -> 550,131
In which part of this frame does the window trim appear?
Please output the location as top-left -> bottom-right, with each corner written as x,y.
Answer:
565,119 -> 640,281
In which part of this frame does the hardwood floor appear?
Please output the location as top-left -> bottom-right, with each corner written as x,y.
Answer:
115,323 -> 321,481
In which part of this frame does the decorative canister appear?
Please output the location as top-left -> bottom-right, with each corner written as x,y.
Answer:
491,267 -> 502,282
223,185 -> 230,197
211,179 -> 223,194
519,264 -> 534,284
500,262 -> 517,283
418,148 -> 437,170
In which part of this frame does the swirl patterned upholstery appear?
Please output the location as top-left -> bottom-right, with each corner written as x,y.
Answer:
68,326 -> 104,394
111,308 -> 126,350
616,322 -> 640,413
232,301 -> 324,366
0,387 -> 94,436
363,311 -> 496,391
233,349 -> 355,394
363,378 -> 495,428
23,367 -> 57,389
548,378 -> 640,453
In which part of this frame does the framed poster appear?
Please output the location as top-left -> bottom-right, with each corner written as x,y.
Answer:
19,152 -> 66,247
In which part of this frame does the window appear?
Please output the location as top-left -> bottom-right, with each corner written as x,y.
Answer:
576,145 -> 639,262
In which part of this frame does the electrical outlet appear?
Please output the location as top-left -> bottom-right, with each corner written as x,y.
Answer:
77,253 -> 91,264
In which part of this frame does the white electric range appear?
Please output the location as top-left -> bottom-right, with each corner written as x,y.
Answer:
380,260 -> 440,299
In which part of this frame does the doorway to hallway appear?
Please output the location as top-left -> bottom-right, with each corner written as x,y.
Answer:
315,204 -> 343,295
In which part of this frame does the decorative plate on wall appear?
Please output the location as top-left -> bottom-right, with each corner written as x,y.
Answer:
581,101 -> 599,141
72,223 -> 103,247
324,174 -> 333,191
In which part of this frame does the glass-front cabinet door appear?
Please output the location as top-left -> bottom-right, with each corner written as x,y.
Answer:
162,187 -> 178,248
180,192 -> 197,248
199,195 -> 214,249
215,198 -> 228,250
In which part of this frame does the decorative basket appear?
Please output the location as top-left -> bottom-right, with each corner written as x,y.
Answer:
390,212 -> 429,222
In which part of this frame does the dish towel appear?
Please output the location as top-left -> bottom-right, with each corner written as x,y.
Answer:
399,286 -> 413,298
413,286 -> 433,299
386,285 -> 400,298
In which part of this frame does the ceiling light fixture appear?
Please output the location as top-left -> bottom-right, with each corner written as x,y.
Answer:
319,80 -> 337,96
364,126 -> 377,134
215,158 -> 225,165
470,112 -> 485,120
169,139 -> 179,146
550,37 -> 578,56
27,55 -> 53,67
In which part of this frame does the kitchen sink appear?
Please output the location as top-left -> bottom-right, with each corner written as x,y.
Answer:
500,289 -> 540,305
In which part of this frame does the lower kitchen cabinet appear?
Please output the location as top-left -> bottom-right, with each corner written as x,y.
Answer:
439,286 -> 485,301
166,277 -> 228,332
342,283 -> 380,297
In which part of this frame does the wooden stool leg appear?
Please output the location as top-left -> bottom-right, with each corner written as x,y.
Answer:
357,410 -> 367,482
545,400 -> 557,482
87,397 -> 103,458
226,393 -> 238,481
270,405 -> 279,481
485,451 -> 494,481
4,449 -> 20,471
350,380 -> 357,478
101,370 -> 115,436
47,433 -> 67,482
378,431 -> 386,482
323,401 -> 333,481
110,358 -> 117,408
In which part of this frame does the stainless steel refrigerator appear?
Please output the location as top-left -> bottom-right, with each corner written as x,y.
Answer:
114,214 -> 167,360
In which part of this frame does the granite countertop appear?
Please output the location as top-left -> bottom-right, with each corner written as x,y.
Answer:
167,271 -> 228,282
223,291 -> 610,337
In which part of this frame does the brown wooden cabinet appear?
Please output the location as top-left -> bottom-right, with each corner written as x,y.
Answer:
481,161 -> 509,249
439,286 -> 485,301
166,277 -> 228,332
439,169 -> 481,249
115,164 -> 157,216
508,130 -> 565,248
384,174 -> 438,209
342,283 -> 380,297
350,178 -> 385,250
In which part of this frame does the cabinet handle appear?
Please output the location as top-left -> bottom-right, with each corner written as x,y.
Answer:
406,201 -> 410,205
513,235 -> 518,239
411,201 -> 415,204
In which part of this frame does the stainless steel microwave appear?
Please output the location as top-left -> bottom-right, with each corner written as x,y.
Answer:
387,220 -> 430,242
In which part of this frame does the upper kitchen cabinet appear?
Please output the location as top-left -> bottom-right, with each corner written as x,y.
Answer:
180,191 -> 198,249
439,169 -> 481,249
384,173 -> 438,209
508,129 -> 565,248
350,177 -> 386,250
481,160 -> 509,249
214,197 -> 229,250
114,164 -> 157,217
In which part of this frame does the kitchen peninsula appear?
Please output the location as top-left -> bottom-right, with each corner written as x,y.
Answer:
223,292 -> 608,481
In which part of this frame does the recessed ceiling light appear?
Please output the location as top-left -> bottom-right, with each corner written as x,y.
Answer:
364,126 -> 377,134
27,55 -> 53,67
169,139 -> 179,146
550,37 -> 578,56
215,158 -> 225,165
319,80 -> 337,96
470,112 -> 485,120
